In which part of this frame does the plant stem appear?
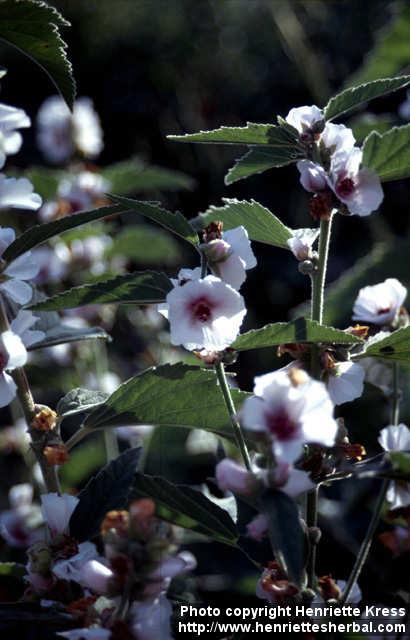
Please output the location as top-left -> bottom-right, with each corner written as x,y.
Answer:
310,215 -> 333,324
306,214 -> 333,587
340,478 -> 389,604
341,363 -> 401,604
215,361 -> 252,471
306,485 -> 319,587
65,426 -> 92,451
0,295 -> 60,493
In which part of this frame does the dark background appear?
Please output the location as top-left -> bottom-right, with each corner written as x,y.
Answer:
0,0 -> 409,614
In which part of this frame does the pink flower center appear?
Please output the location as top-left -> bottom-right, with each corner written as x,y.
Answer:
188,297 -> 213,323
265,408 -> 298,441
337,177 -> 355,198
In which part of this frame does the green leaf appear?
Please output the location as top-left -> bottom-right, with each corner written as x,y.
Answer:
194,198 -> 292,249
0,563 -> 26,578
225,147 -> 301,185
131,473 -> 238,546
56,388 -> 109,418
84,363 -> 250,441
108,195 -> 198,246
24,166 -> 64,200
101,158 -> 195,194
69,447 -> 142,541
27,324 -> 109,349
349,114 -> 396,143
29,271 -> 173,312
362,125 -> 410,182
324,76 -> 410,121
356,327 -> 410,368
390,452 -> 410,479
60,437 -> 106,489
168,122 -> 299,147
261,490 -> 306,587
3,205 -> 125,263
0,0 -> 75,109
232,318 -> 363,352
106,226 -> 181,265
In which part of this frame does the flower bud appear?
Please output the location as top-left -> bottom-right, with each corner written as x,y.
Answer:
101,510 -> 129,537
31,407 -> 57,431
246,514 -> 268,541
200,239 -> 231,264
215,459 -> 256,495
43,444 -> 69,466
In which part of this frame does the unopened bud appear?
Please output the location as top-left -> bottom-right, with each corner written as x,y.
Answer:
43,444 -> 69,466
287,367 -> 308,387
200,238 -> 231,264
31,407 -> 57,431
308,526 -> 322,546
101,510 -> 130,537
298,259 -> 316,275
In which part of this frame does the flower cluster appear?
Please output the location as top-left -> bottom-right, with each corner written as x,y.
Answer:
287,105 -> 384,218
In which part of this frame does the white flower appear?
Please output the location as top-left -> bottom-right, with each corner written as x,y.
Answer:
327,147 -> 383,216
0,175 -> 41,211
165,275 -> 246,351
58,629 -> 111,640
130,594 -> 174,640
53,541 -> 99,583
320,123 -> 356,154
326,361 -> 365,405
32,246 -> 69,284
378,424 -> 410,452
0,330 -> 27,407
0,483 -> 42,548
246,514 -> 268,541
378,424 -> 410,511
296,160 -> 327,193
202,226 -> 257,290
285,105 -> 323,133
37,96 -> 103,164
0,227 -> 40,304
81,559 -> 114,594
40,493 -> 79,536
39,171 -> 109,221
287,227 -> 319,260
10,310 -> 45,347
215,458 -> 256,495
241,368 -> 338,464
157,267 -> 201,320
352,278 -> 407,326
279,466 -> 315,497
0,103 -> 30,168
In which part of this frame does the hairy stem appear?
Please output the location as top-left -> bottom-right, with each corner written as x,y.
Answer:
0,296 -> 60,493
306,213 -> 333,588
341,363 -> 401,604
215,361 -> 252,471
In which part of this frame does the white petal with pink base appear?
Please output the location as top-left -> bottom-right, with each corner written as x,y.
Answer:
166,275 -> 246,351
327,147 -> 383,216
352,278 -> 407,326
241,368 -> 337,463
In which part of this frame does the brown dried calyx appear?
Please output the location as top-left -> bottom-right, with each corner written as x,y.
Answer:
43,443 -> 69,466
203,220 -> 223,242
31,407 -> 58,432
